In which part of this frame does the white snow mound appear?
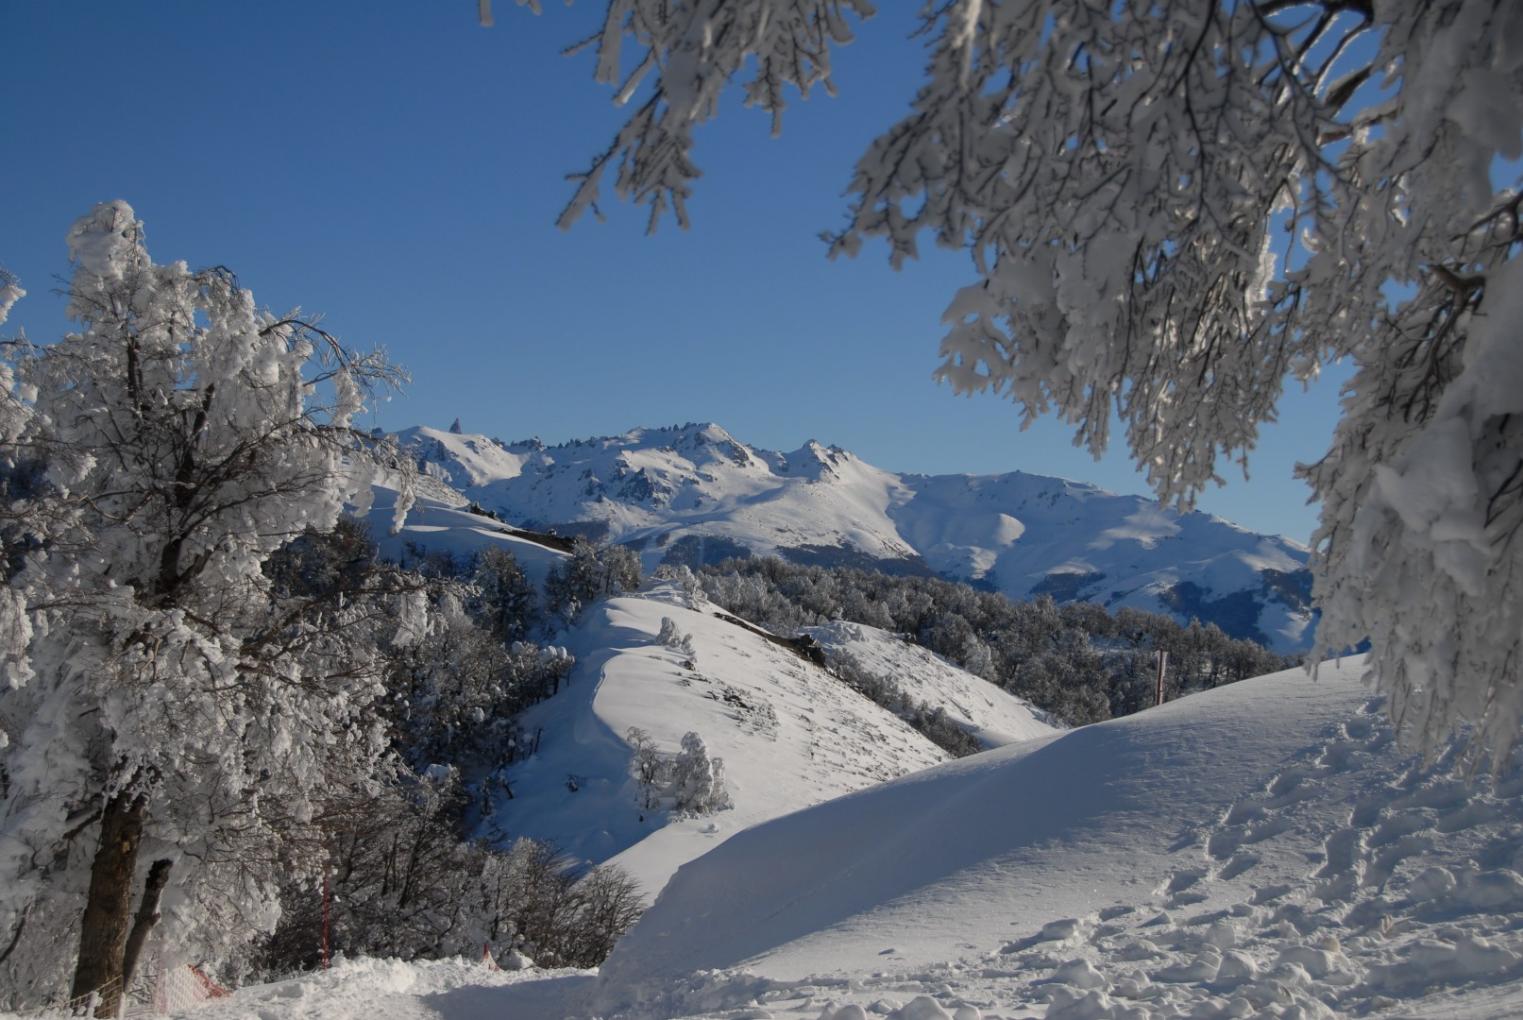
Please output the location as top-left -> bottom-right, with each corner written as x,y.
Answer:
75,659 -> 1523,1020
591,657 -> 1523,1018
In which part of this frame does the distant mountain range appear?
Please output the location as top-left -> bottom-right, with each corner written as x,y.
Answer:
393,422 -> 1315,652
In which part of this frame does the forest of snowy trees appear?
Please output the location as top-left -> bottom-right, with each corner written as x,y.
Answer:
695,560 -> 1291,728
0,207 -> 644,1012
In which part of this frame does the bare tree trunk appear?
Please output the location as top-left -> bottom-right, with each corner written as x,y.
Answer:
120,858 -> 172,994
71,790 -> 147,1018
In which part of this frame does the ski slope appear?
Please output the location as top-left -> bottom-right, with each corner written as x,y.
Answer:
496,584 -> 1055,899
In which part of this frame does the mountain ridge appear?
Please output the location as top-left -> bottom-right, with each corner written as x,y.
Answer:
394,422 -> 1316,652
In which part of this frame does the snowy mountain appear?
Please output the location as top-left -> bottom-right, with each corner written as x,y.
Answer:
394,423 -> 1315,651
493,582 -> 1056,900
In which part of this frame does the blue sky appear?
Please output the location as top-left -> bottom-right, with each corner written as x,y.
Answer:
2,1 -> 1348,542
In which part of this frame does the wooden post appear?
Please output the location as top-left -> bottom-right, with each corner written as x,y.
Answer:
1155,649 -> 1169,707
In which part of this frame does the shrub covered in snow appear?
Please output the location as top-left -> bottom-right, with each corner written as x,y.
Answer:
257,778 -> 642,975
652,563 -> 706,606
657,615 -> 696,664
670,732 -> 732,816
624,728 -> 732,817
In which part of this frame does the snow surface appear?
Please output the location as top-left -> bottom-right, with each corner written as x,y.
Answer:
803,621 -> 1058,747
94,655 -> 1523,1020
598,660 -> 1379,992
393,423 -> 1315,651
585,658 -> 1523,1018
358,486 -> 566,587
176,956 -> 587,1020
496,584 -> 1052,899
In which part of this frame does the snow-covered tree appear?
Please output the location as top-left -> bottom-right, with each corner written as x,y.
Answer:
548,0 -> 1523,764
669,731 -> 730,815
652,562 -> 706,606
545,538 -> 642,621
0,203 -> 414,1010
470,546 -> 538,644
624,727 -> 664,810
656,615 -> 696,662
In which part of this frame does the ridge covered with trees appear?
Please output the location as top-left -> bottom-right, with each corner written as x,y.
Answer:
697,559 -> 1293,727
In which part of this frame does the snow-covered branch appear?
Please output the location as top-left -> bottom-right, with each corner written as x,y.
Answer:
554,0 -> 1523,763
553,0 -> 874,232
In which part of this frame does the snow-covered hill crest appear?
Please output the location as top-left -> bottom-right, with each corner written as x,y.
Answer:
492,583 -> 1055,900
590,659 -> 1523,1019
394,423 -> 1314,651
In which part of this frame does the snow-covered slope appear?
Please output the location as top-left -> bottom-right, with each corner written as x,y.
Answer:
585,659 -> 1523,1018
495,584 -> 1055,900
804,621 -> 1057,747
159,659 -> 1523,1020
394,423 -> 1314,651
357,485 -> 568,588
180,957 -> 588,1020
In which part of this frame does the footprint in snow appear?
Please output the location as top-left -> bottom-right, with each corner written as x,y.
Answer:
1218,852 -> 1260,881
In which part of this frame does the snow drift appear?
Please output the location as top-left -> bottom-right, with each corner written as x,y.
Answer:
592,657 -> 1523,1018
65,657 -> 1523,1020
